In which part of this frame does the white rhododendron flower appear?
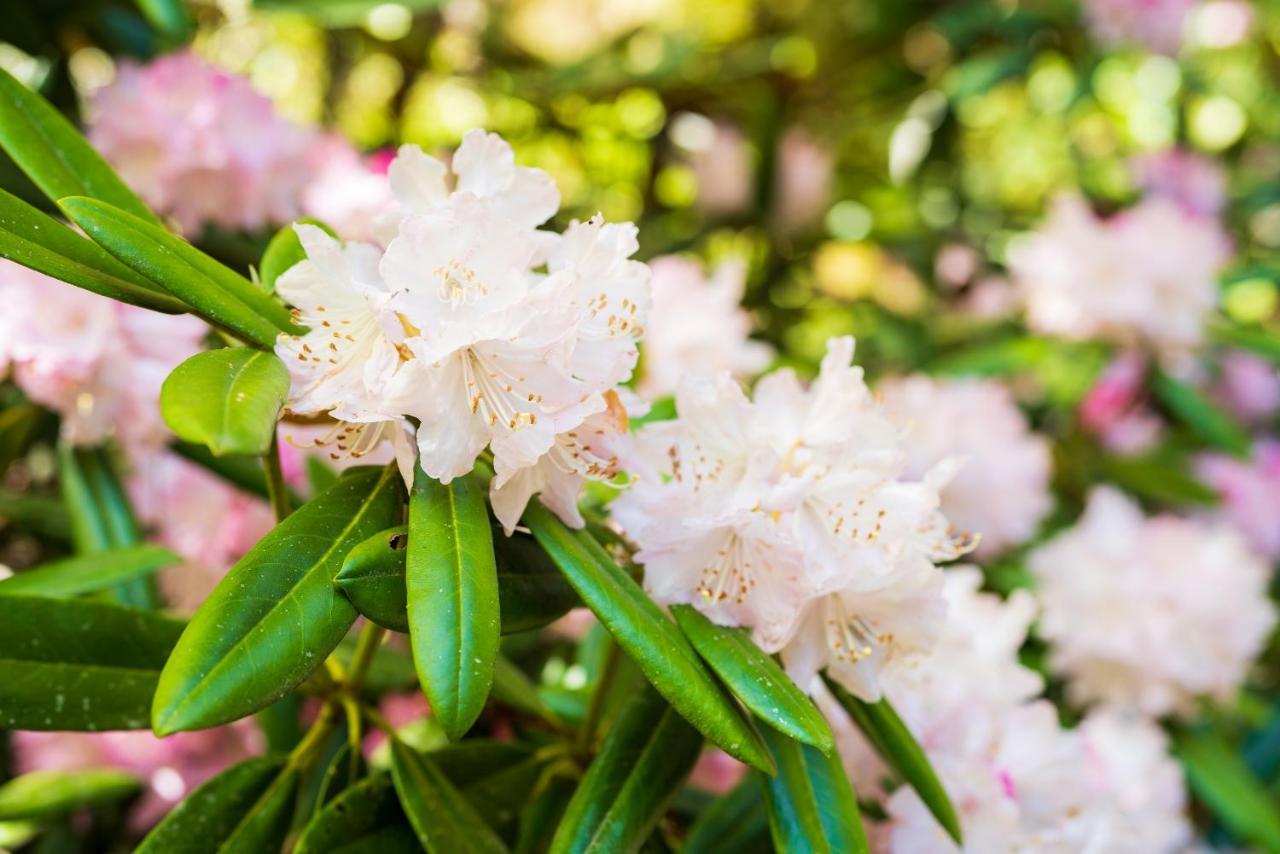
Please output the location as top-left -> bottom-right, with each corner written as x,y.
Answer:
1028,486 -> 1275,717
879,376 -> 1053,556
613,336 -> 975,701
1009,194 -> 1230,363
639,257 -> 772,399
274,130 -> 649,531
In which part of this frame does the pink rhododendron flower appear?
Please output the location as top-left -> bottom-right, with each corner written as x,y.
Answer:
1009,194 -> 1230,363
13,725 -> 260,831
1196,440 -> 1280,559
88,50 -> 322,234
774,128 -> 833,230
1132,149 -> 1228,219
690,122 -> 754,216
688,749 -> 747,794
1214,350 -> 1280,424
1028,486 -> 1275,717
879,376 -> 1053,556
301,136 -> 396,243
1078,351 -> 1164,453
0,261 -> 205,449
638,257 -> 772,400
1082,0 -> 1197,54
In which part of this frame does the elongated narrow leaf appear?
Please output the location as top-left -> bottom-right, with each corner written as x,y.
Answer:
0,187 -> 185,312
0,490 -> 70,541
296,772 -> 418,854
672,604 -> 833,752
0,769 -> 139,820
0,595 -> 182,730
134,0 -> 192,38
389,738 -> 509,854
59,197 -> 296,348
152,466 -> 403,734
524,502 -> 772,772
314,742 -> 366,807
824,675 -> 961,844
136,756 -> 292,854
0,544 -> 177,597
0,67 -> 157,221
1177,731 -> 1280,852
407,467 -> 500,741
219,768 -> 300,854
161,349 -> 290,456
683,776 -> 771,854
514,779 -> 575,854
552,687 -> 702,854
336,524 -> 579,634
1153,371 -> 1251,457
491,655 -> 557,723
428,741 -> 534,788
757,726 -> 869,854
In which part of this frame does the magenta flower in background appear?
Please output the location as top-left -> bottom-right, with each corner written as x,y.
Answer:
1132,149 -> 1228,219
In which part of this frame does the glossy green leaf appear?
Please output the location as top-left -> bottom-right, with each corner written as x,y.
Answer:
757,725 -> 869,854
296,772 -> 419,854
1153,371 -> 1251,457
0,544 -> 177,597
336,524 -> 579,634
514,779 -> 575,854
0,769 -> 139,820
388,738 -> 509,854
552,687 -> 702,854
173,441 -> 274,499
259,218 -> 334,294
524,502 -> 772,772
134,0 -> 192,38
672,604 -> 833,752
824,675 -> 960,845
683,776 -> 771,854
152,466 -> 403,735
0,594 -> 183,730
161,349 -> 290,456
0,67 -> 157,221
59,197 -> 297,348
428,740 -> 534,788
0,186 -> 185,312
1177,731 -> 1280,853
406,467 -> 500,741
135,756 -> 296,854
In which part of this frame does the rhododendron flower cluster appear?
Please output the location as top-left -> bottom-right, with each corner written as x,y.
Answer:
274,129 -> 650,533
878,376 -> 1052,557
613,337 -> 976,701
1009,193 -> 1231,363
0,260 -> 206,449
1028,486 -> 1275,716
639,256 -> 772,399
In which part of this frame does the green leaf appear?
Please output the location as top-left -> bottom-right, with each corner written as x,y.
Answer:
683,776 -> 771,854
428,741 -> 534,787
514,779 -> 575,854
0,67 -> 157,222
136,756 -> 297,854
389,737 -> 510,854
335,524 -> 579,634
0,489 -> 70,542
524,502 -> 773,773
757,725 -> 869,854
253,0 -> 444,27
314,742 -> 366,807
0,594 -> 183,730
152,466 -> 403,734
161,349 -> 290,456
1177,730 -> 1280,853
259,218 -> 334,295
823,675 -> 961,845
407,466 -> 500,741
295,772 -> 419,854
0,544 -> 177,597
671,604 -> 833,753
491,655 -> 558,724
551,687 -> 702,854
0,186 -> 185,312
59,196 -> 298,348
0,769 -> 139,820
1153,371 -> 1251,457
134,0 -> 192,39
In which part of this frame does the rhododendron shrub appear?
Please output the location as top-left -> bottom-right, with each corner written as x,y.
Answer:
2,3 -> 1280,852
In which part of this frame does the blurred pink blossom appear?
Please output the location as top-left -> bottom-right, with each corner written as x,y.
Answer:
127,451 -> 274,611
363,691 -> 432,754
690,122 -> 754,216
301,136 -> 395,243
1132,149 -> 1228,219
1214,351 -> 1280,424
1082,0 -> 1197,54
14,724 -> 260,831
1196,440 -> 1280,559
0,261 -> 206,449
1190,0 -> 1254,48
1078,352 -> 1165,454
88,50 -> 322,234
688,749 -> 746,794
934,244 -> 981,289
773,128 -> 833,230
